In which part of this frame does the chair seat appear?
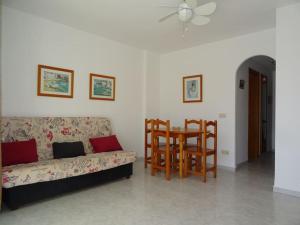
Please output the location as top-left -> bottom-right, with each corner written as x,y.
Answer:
158,143 -> 177,146
145,156 -> 152,163
157,144 -> 178,151
184,145 -> 215,154
184,149 -> 202,155
184,143 -> 198,147
184,144 -> 202,152
156,148 -> 168,153
147,142 -> 172,147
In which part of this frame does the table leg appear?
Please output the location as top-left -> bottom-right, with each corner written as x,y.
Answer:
179,134 -> 183,178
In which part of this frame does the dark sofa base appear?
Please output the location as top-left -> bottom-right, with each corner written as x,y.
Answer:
3,163 -> 133,210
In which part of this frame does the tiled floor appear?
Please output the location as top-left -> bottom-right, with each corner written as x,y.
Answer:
1,153 -> 300,225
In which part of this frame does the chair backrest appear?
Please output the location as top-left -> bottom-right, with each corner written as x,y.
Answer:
151,119 -> 171,150
145,119 -> 154,145
184,119 -> 203,132
185,119 -> 203,148
203,120 -> 218,152
145,119 -> 154,133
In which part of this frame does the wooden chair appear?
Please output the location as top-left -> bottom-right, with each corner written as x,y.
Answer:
151,119 -> 172,180
202,120 -> 218,182
145,118 -> 166,169
146,118 -> 178,170
144,118 -> 154,168
183,119 -> 203,177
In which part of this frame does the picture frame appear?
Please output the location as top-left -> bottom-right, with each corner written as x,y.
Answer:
37,65 -> 74,98
183,75 -> 203,103
89,73 -> 116,101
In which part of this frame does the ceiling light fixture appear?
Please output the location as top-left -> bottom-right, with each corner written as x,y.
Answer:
159,0 -> 217,37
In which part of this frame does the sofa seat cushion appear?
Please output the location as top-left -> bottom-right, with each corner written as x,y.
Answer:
2,151 -> 136,188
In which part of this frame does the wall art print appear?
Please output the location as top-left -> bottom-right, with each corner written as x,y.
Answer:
183,75 -> 203,103
37,65 -> 74,98
89,73 -> 115,101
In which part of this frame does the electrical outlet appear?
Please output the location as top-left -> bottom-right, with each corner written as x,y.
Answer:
219,113 -> 226,118
221,149 -> 230,155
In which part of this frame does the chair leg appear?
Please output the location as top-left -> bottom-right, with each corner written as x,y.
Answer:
157,154 -> 161,167
151,153 -> 154,176
151,152 -> 156,176
156,153 -> 165,174
187,155 -> 192,173
144,148 -> 147,168
202,155 -> 207,183
173,137 -> 176,148
165,152 -> 171,180
171,150 -> 175,169
214,151 -> 217,178
184,152 -> 188,177
193,155 -> 197,173
176,151 -> 179,170
199,156 -> 202,172
195,155 -> 201,172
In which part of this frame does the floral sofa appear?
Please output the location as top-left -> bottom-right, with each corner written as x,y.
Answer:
1,117 -> 136,209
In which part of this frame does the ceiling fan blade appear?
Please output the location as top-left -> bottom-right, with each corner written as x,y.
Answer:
185,0 -> 198,8
194,2 -> 217,16
159,11 -> 178,22
191,15 -> 210,26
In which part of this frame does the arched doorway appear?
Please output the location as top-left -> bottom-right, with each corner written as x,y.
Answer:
235,55 -> 276,170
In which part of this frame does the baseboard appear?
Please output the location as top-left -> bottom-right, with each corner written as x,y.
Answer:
236,161 -> 248,169
136,157 -> 144,162
273,186 -> 300,198
217,164 -> 236,172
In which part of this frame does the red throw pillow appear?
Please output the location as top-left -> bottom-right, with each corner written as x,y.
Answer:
89,135 -> 123,153
1,139 -> 38,166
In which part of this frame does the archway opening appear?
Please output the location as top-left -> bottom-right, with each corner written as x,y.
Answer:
235,55 -> 276,173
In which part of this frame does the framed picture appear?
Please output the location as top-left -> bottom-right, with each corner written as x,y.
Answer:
89,73 -> 115,101
183,75 -> 203,103
37,65 -> 74,98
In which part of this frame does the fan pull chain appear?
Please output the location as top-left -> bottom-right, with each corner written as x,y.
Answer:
182,22 -> 189,38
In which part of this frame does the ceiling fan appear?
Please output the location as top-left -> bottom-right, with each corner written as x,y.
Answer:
159,0 -> 217,35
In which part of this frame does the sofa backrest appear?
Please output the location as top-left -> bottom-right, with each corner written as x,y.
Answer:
1,117 -> 112,160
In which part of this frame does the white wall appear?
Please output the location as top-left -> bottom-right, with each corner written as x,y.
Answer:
269,70 -> 276,153
1,6 -> 145,156
0,4 -> 2,115
274,3 -> 300,195
143,51 -> 160,119
160,29 -> 275,169
236,59 -> 275,165
272,70 -> 276,152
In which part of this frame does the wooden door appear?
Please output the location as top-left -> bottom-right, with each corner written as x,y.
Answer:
0,142 -> 1,210
248,68 -> 262,161
0,124 -> 1,210
261,75 -> 268,153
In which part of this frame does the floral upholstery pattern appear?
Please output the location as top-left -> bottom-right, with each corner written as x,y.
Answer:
1,117 -> 112,160
2,151 -> 136,188
1,117 -> 137,188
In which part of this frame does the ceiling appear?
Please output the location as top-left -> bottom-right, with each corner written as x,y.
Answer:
1,0 -> 299,53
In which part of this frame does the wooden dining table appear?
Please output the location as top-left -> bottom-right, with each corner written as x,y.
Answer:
153,127 -> 201,178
